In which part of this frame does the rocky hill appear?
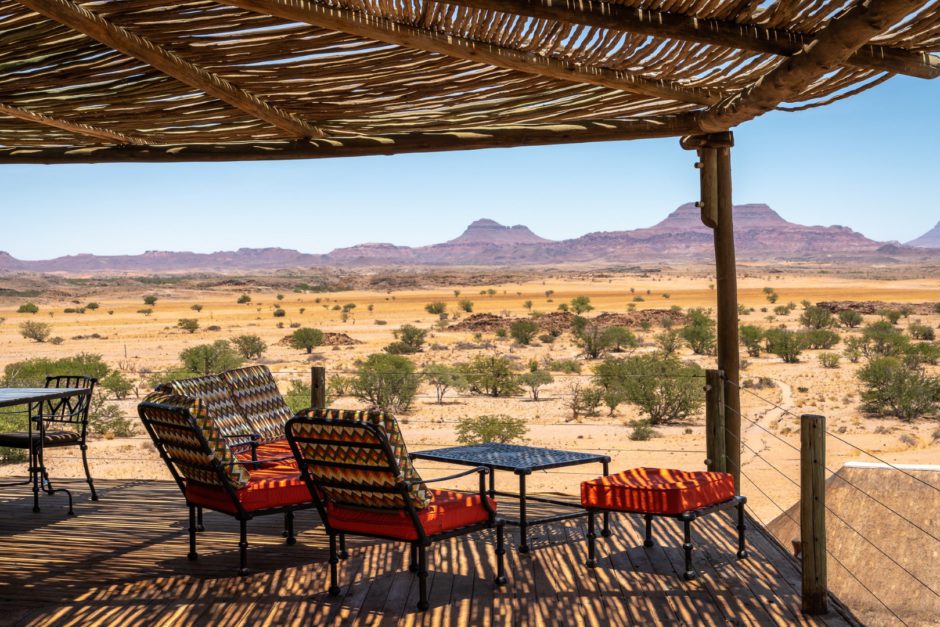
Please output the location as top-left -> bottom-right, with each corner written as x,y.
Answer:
0,204 -> 907,273
907,221 -> 940,248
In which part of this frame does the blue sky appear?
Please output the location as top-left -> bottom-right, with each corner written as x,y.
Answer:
1,75 -> 937,260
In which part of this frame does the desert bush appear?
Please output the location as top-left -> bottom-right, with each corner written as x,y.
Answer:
800,306 -> 834,329
838,310 -> 863,328
570,295 -> 593,314
424,302 -> 446,315
273,308 -> 286,318
237,294 -> 251,304
764,328 -> 805,363
49,337 -> 64,345
461,355 -> 520,397
861,321 -> 909,357
543,358 -> 581,374
628,419 -> 654,441
858,357 -> 940,421
137,308 -> 152,316
17,302 -> 39,314
3,353 -> 110,387
518,369 -> 553,401
458,299 -> 474,313
567,383 -> 603,419
655,329 -> 682,356
100,370 -> 134,399
326,375 -> 355,398
739,325 -> 764,357
456,414 -> 527,444
177,318 -> 199,334
763,287 -> 778,304
63,307 -> 85,314
353,353 -> 419,413
385,324 -> 427,355
904,342 -> 940,366
190,304 -> 203,312
143,295 -> 158,306
232,334 -> 267,360
289,327 -> 324,354
773,305 -> 791,316
510,319 -> 539,345
908,322 -> 935,341
283,379 -> 312,414
680,308 -> 716,355
423,363 -> 467,404
20,321 -> 51,343
818,353 -> 841,369
85,302 -> 99,310
603,326 -> 638,353
801,329 -> 840,349
843,337 -> 864,363
179,340 -> 243,375
880,309 -> 902,325
594,354 -> 703,425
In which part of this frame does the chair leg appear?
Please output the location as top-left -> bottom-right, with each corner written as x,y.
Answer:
339,533 -> 348,559
328,533 -> 341,596
80,444 -> 98,501
408,542 -> 419,572
494,521 -> 507,585
285,510 -> 296,546
187,506 -> 198,561
238,518 -> 249,576
644,513 -> 655,547
737,501 -> 748,559
682,519 -> 695,581
586,510 -> 597,568
196,506 -> 205,532
31,446 -> 40,513
416,543 -> 429,611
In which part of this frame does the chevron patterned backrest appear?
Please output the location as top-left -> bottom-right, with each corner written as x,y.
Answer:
221,365 -> 293,443
139,391 -> 249,489
156,374 -> 253,444
288,409 -> 429,510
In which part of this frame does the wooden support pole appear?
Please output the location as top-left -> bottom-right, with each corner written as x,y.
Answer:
310,366 -> 326,411
801,414 -> 828,615
704,369 -> 726,473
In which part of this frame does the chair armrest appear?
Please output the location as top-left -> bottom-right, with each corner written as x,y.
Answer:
235,455 -> 293,469
222,432 -> 260,441
406,466 -> 488,486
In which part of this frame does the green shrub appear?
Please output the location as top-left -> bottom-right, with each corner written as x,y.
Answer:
818,353 -> 840,369
100,371 -> 134,399
460,355 -> 520,397
17,302 -> 39,314
237,294 -> 252,304
510,319 -> 539,345
179,341 -> 243,375
861,321 -> 909,357
858,357 -> 940,421
424,302 -> 446,315
289,327 -> 324,354
739,325 -> 764,357
89,402 -> 135,438
232,334 -> 267,360
19,321 -> 51,343
177,318 -> 199,334
143,295 -> 158,306
543,358 -> 581,374
456,414 -> 527,444
908,322 -> 935,341
880,309 -> 902,325
3,354 -> 110,387
570,296 -> 593,314
838,310 -> 864,328
603,326 -> 638,353
773,305 -> 791,316
764,328 -> 805,363
385,324 -> 427,354
284,379 -> 312,414
458,299 -> 474,313
273,308 -> 286,318
423,363 -> 467,404
518,369 -> 553,401
655,329 -> 682,356
801,329 -> 840,349
594,354 -> 703,424
353,353 -> 419,413
680,308 -> 716,355
800,306 -> 834,329
628,419 -> 654,441
190,303 -> 203,312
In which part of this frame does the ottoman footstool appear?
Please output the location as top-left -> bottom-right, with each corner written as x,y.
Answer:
580,468 -> 747,580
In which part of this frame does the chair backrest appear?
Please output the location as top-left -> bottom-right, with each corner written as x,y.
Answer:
41,375 -> 96,427
156,374 -> 254,447
286,409 -> 429,510
138,391 -> 249,493
221,365 -> 293,443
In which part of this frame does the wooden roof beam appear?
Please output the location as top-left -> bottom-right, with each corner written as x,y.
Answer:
445,0 -> 940,80
0,117 -> 698,164
690,0 -> 935,133
17,0 -> 323,139
216,0 -> 721,106
0,102 -> 147,145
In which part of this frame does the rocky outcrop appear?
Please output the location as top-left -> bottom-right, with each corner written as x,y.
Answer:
907,221 -> 940,248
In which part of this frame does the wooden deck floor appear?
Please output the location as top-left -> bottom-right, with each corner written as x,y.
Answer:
0,479 -> 857,626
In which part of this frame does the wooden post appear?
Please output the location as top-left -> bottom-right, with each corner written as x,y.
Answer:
310,366 -> 326,410
704,369 -> 727,473
801,414 -> 828,615
682,131 -> 741,492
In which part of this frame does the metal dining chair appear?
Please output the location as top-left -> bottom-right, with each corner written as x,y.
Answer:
0,375 -> 97,514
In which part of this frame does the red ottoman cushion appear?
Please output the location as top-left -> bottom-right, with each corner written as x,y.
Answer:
326,489 -> 495,541
581,468 -> 735,515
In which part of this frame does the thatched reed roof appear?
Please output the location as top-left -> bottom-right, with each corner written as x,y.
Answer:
1,0 -> 937,163
767,462 -> 940,626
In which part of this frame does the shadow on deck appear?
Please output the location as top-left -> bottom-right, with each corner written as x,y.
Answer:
0,479 -> 857,625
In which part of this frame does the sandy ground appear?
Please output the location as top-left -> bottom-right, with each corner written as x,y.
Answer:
1,270 -> 938,525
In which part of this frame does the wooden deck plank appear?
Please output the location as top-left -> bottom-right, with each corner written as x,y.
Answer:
0,480 -> 859,626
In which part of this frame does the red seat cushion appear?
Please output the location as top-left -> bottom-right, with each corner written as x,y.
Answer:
234,438 -> 298,472
581,468 -> 735,515
326,489 -> 495,540
185,463 -> 312,514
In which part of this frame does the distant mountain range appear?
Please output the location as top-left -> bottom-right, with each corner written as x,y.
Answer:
1,203 -> 937,274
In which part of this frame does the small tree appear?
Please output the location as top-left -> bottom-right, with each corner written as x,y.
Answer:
801,329 -> 840,349
818,352 -> 840,369
424,302 -> 446,315
273,308 -> 286,318
862,321 -> 909,357
353,353 -> 419,413
423,363 -> 467,404
232,334 -> 267,359
458,299 -> 474,313
518,369 -> 553,401
143,295 -> 158,306
523,300 -> 533,311
456,414 -> 527,444
764,328 -> 805,363
19,321 -> 51,343
237,294 -> 252,305
858,357 -> 940,421
570,295 -> 593,314
655,329 -> 682,356
680,308 -> 716,355
600,354 -> 704,425
800,306 -> 834,329
510,319 -> 539,345
177,318 -> 200,334
739,325 -> 764,357
191,303 -> 203,312
100,371 -> 134,399
461,355 -> 520,397
17,303 -> 39,314
908,322 -> 935,341
603,326 -> 638,353
880,309 -> 902,325
386,324 -> 427,354
763,287 -> 778,304
179,340 -> 244,375
289,327 -> 324,354
838,309 -> 863,328
86,302 -> 100,311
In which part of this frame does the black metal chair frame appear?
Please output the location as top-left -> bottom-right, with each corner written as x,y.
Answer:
585,495 -> 748,580
285,415 -> 507,612
138,400 -> 316,576
0,375 -> 97,515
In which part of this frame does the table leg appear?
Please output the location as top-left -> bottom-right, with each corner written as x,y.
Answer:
601,460 -> 611,537
29,402 -> 40,513
518,471 -> 529,554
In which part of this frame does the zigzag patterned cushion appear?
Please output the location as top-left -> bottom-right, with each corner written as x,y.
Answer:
291,408 -> 429,510
221,365 -> 293,443
156,375 -> 254,445
140,391 -> 249,489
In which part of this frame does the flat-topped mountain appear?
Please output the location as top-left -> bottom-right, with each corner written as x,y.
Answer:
907,222 -> 940,248
0,205 -> 913,274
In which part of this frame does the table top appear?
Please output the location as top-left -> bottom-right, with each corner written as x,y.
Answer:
0,387 -> 89,409
412,443 -> 609,473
